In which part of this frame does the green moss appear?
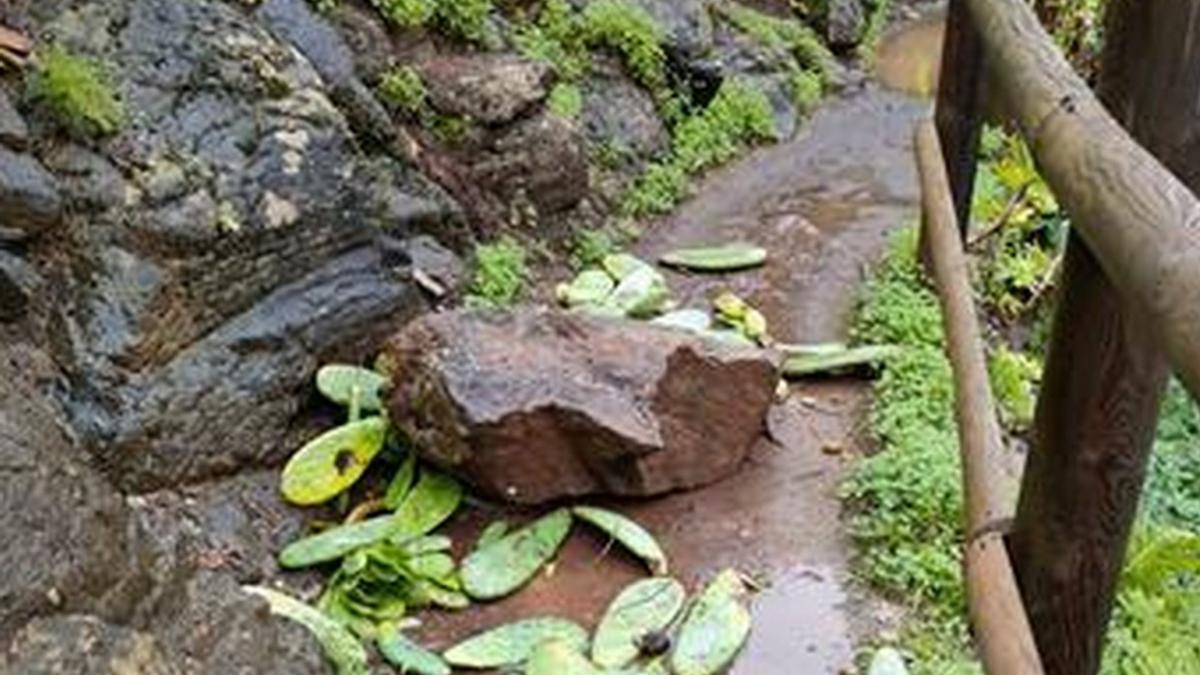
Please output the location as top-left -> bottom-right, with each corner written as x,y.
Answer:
987,346 -> 1040,431
714,3 -> 835,83
787,68 -> 823,117
29,44 -> 124,138
377,66 -> 427,116
371,0 -> 493,42
856,0 -> 893,64
466,237 -> 528,307
624,79 -> 774,217
582,0 -> 668,93
514,0 -> 589,81
547,82 -> 583,120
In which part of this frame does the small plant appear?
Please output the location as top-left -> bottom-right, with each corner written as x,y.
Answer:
987,345 -> 1040,431
582,0 -> 667,92
467,237 -> 529,307
547,82 -> 583,120
714,3 -> 835,83
513,0 -> 589,81
371,0 -> 493,43
378,66 -> 427,116
787,68 -> 822,116
372,0 -> 436,28
29,44 -> 124,138
624,79 -> 774,216
569,228 -> 616,269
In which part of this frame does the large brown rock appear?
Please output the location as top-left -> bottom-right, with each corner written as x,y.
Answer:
383,308 -> 779,504
419,55 -> 553,126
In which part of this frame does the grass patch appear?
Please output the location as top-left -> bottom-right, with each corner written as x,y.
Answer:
581,0 -> 668,93
466,237 -> 528,308
513,0 -> 590,81
569,228 -> 617,270
713,2 -> 835,83
370,0 -> 494,43
623,79 -> 774,217
29,44 -> 124,138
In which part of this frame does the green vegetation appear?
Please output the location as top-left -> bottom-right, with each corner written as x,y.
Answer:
581,0 -> 668,93
988,346 -> 1040,431
547,82 -> 583,120
513,0 -> 589,81
713,3 -> 835,83
787,68 -> 823,116
29,44 -> 124,138
377,66 -> 427,116
370,0 -> 494,43
624,79 -> 775,216
466,237 -> 529,308
569,228 -> 617,270
857,0 -> 893,63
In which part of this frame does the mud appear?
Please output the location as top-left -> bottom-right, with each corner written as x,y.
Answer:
418,81 -> 930,672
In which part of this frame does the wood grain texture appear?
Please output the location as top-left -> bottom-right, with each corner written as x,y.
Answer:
917,119 -> 1045,675
981,0 -> 1197,673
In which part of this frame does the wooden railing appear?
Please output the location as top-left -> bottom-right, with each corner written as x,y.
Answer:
916,0 -> 1200,673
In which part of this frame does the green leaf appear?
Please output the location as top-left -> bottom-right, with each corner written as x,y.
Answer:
377,625 -> 451,675
397,535 -> 453,557
592,578 -> 686,668
602,253 -> 653,281
609,266 -> 670,318
389,470 -> 463,542
659,243 -> 767,272
281,417 -> 388,506
670,570 -> 751,675
243,586 -> 369,675
781,345 -> 902,378
461,509 -> 573,600
572,506 -> 668,575
474,520 -> 510,552
317,364 -> 389,412
279,471 -> 462,568
442,617 -> 588,669
383,453 -> 418,510
713,292 -> 748,322
527,638 -> 601,675
557,270 -> 617,308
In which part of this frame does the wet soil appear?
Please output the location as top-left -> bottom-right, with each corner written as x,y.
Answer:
416,21 -> 941,674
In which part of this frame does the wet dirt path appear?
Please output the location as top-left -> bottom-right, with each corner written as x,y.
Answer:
417,22 -> 940,674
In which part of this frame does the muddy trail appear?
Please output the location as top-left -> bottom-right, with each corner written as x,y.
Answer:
416,20 -> 941,673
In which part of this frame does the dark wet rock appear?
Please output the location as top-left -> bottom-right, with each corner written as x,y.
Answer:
383,307 -> 780,504
328,3 -> 398,85
0,147 -> 62,239
256,0 -> 396,144
29,0 -> 456,492
627,0 -> 713,61
745,73 -> 800,139
138,571 -> 328,675
40,144 -> 128,212
826,0 -> 866,49
471,111 -> 589,215
0,90 -> 29,150
0,362 -> 146,644
2,615 -> 178,675
0,249 -> 40,321
399,235 -> 468,298
419,55 -> 553,126
581,63 -> 670,169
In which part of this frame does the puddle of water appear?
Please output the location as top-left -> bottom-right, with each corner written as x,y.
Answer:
733,567 -> 857,675
875,12 -> 946,97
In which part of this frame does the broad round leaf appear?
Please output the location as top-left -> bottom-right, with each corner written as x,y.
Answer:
527,639 -> 601,675
461,509 -> 573,600
442,617 -> 588,669
670,570 -> 751,675
659,243 -> 767,272
572,506 -> 668,575
317,365 -> 389,411
557,270 -> 617,308
592,578 -> 686,668
281,417 -> 388,506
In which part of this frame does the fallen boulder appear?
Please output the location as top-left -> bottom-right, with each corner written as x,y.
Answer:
383,308 -> 779,504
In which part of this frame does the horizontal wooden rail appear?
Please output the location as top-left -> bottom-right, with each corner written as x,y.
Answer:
961,0 -> 1200,404
916,118 -> 1046,675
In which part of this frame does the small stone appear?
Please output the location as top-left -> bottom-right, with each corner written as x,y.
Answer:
822,442 -> 845,456
45,587 -> 63,607
0,147 -> 63,239
420,55 -> 553,125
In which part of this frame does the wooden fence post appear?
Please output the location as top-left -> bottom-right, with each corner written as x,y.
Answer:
1007,1 -> 1200,672
934,0 -> 984,236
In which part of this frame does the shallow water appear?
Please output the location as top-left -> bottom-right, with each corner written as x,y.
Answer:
875,11 -> 946,98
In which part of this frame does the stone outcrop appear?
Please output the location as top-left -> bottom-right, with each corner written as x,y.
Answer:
384,308 -> 780,504
419,55 -> 553,126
